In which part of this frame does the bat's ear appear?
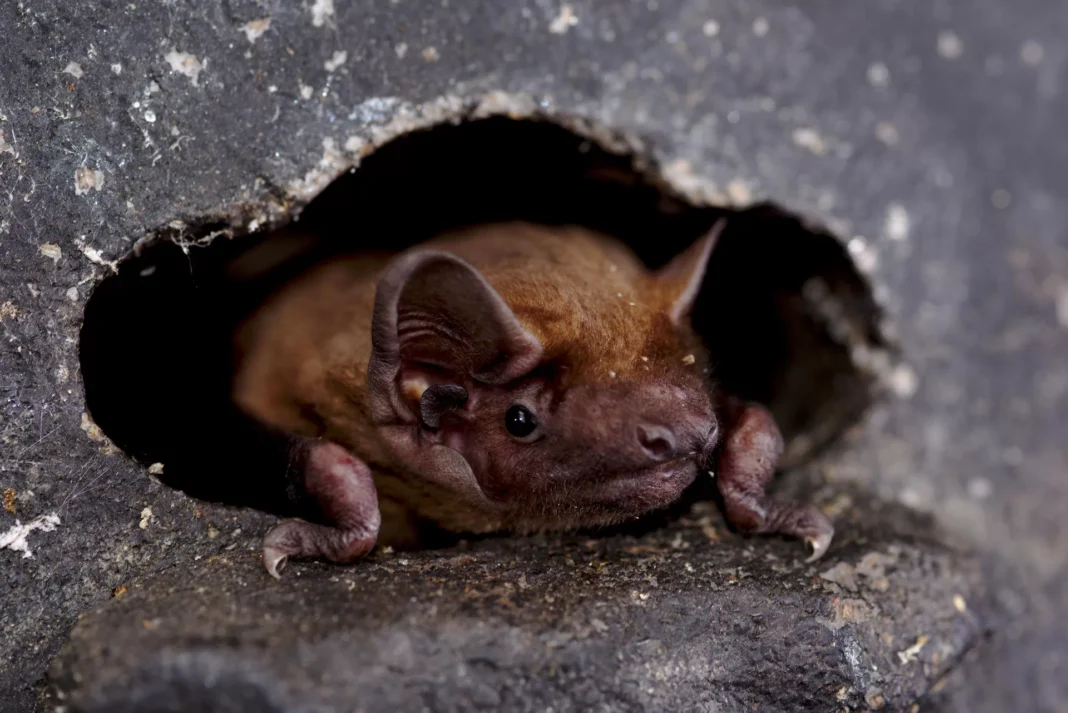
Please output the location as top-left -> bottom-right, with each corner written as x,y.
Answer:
368,249 -> 544,423
657,218 -> 725,325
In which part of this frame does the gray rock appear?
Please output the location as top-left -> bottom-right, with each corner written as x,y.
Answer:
47,494 -> 984,713
0,0 -> 1064,711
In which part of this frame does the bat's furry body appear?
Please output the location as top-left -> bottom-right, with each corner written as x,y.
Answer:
232,221 -> 833,576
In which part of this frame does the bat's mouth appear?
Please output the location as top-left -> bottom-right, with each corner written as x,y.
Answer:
639,456 -> 700,481
495,456 -> 702,531
577,457 -> 702,514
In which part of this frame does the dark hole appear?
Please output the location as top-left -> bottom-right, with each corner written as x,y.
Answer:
79,116 -> 886,520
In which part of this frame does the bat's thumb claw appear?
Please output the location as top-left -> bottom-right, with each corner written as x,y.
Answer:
803,529 -> 834,563
264,547 -> 288,580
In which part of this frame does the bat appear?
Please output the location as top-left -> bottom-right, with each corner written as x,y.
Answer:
231,220 -> 834,578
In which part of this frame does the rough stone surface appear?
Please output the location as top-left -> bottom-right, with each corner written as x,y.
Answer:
47,494 -> 983,713
0,0 -> 1065,711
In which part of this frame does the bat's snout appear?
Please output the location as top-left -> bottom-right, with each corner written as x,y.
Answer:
558,379 -> 716,480
698,422 -> 720,465
634,415 -> 717,468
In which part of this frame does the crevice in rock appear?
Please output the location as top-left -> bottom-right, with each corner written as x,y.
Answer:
78,116 -> 889,516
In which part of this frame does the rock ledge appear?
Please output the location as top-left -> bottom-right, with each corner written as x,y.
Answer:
48,498 -> 984,713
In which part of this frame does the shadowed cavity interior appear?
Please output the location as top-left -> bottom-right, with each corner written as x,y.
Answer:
78,116 -> 884,518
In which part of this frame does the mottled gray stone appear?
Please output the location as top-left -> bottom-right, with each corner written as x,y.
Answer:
0,0 -> 1065,711
46,493 -> 984,713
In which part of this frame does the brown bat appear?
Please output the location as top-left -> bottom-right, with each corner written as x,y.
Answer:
232,220 -> 834,578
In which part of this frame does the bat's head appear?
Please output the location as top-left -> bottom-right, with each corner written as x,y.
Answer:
368,221 -> 724,531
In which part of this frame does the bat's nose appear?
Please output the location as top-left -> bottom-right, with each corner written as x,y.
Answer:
636,417 -> 718,465
636,423 -> 678,462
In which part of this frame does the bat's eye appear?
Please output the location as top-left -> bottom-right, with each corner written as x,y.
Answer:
505,405 -> 539,440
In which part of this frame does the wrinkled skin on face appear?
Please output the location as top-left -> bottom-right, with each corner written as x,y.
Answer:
233,220 -> 834,579
365,222 -> 722,534
416,348 -> 719,530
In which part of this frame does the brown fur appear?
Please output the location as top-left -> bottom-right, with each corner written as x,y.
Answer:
233,222 -> 717,543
